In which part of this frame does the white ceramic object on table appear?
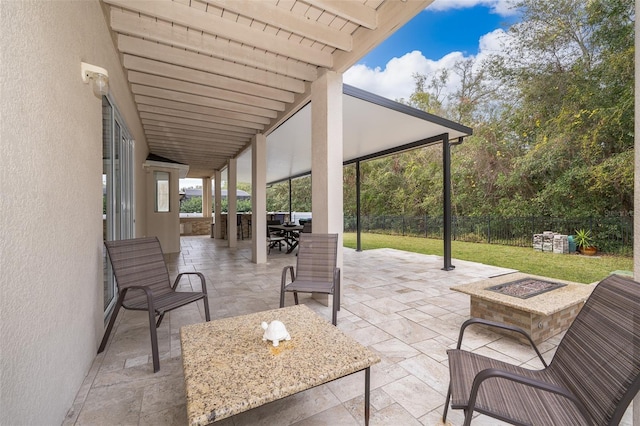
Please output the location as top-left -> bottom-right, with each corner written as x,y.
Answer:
261,320 -> 291,347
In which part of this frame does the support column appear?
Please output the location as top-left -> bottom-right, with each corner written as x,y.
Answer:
311,69 -> 343,306
227,159 -> 238,248
202,177 -> 212,218
442,134 -> 455,271
252,133 -> 267,263
214,170 -> 222,239
633,2 -> 639,424
356,161 -> 362,252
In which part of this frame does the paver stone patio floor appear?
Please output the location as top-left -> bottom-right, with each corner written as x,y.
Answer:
64,236 -> 633,425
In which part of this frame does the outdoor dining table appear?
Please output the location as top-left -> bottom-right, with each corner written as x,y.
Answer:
268,224 -> 303,253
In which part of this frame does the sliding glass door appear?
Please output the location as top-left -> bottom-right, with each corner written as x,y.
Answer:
103,96 -> 134,316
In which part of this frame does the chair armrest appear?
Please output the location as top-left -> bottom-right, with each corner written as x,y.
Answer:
123,285 -> 157,313
464,367 -> 592,426
457,318 -> 547,367
173,272 -> 207,294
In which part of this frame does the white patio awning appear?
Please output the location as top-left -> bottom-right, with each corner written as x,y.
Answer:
229,84 -> 472,184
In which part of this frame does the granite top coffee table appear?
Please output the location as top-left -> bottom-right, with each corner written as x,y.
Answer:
180,304 -> 380,425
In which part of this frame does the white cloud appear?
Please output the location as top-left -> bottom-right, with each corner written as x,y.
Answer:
344,50 -> 465,102
343,28 -> 512,104
428,0 -> 517,16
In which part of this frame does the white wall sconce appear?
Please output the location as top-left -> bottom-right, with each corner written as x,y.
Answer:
81,62 -> 109,97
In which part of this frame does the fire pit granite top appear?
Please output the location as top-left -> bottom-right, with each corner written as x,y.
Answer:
451,273 -> 594,316
487,278 -> 567,299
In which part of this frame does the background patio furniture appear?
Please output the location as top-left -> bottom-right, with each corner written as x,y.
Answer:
99,237 -> 210,372
267,220 -> 286,253
443,274 -> 640,425
280,233 -> 340,325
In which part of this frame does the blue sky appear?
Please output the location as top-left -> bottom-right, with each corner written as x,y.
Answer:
344,0 -> 519,102
360,5 -> 514,68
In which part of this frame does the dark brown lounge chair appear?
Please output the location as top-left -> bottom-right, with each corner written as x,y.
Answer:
443,274 -> 640,425
99,237 -> 210,372
280,233 -> 340,325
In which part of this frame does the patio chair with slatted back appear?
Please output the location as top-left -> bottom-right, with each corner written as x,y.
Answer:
280,233 -> 340,325
443,274 -> 640,426
99,237 -> 210,373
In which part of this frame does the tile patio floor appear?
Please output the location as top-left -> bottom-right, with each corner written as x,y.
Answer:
64,236 -> 633,425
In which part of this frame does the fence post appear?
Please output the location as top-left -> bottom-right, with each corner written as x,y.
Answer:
402,216 -> 405,236
487,216 -> 491,244
425,215 -> 428,238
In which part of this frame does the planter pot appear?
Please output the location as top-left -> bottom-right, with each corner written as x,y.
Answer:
580,246 -> 597,256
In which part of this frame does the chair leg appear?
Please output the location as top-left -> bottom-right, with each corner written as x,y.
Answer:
332,294 -> 338,326
203,294 -> 211,321
156,312 -> 166,328
279,288 -> 285,308
98,296 -> 124,353
148,307 -> 160,373
442,385 -> 452,423
293,291 -> 299,305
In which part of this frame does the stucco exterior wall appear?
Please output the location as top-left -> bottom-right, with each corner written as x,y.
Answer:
0,1 -> 147,424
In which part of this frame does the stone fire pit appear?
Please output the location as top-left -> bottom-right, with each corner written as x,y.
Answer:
451,273 -> 594,345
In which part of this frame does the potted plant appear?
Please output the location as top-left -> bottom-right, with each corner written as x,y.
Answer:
574,229 -> 597,255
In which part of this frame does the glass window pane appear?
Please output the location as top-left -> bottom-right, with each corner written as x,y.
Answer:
155,171 -> 170,212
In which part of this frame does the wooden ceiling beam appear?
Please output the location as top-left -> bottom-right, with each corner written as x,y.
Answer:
139,112 -> 258,135
202,0 -> 352,51
104,0 -> 332,66
131,84 -> 277,119
123,55 -> 294,103
135,95 -> 270,126
112,10 -> 318,82
118,36 -> 306,93
128,71 -> 285,112
137,104 -> 265,132
141,119 -> 252,140
306,0 -> 377,29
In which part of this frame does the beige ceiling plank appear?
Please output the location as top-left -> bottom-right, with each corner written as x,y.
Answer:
306,0 -> 377,29
148,138 -> 242,151
131,84 -> 277,119
124,55 -> 294,103
333,0 -> 432,72
135,95 -> 271,126
104,0 -> 332,66
145,130 -> 246,146
112,10 -> 317,81
118,36 -> 306,93
128,71 -> 285,111
140,112 -> 258,135
142,119 -> 252,139
143,125 -> 249,142
202,0 -> 352,51
137,104 -> 265,131
150,145 -> 239,158
152,144 -> 238,157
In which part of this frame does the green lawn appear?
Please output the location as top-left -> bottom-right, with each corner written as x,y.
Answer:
343,233 -> 633,284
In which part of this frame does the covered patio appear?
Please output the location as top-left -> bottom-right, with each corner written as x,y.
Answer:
64,236 -> 633,425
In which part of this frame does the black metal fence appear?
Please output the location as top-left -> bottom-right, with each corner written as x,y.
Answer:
344,215 -> 634,256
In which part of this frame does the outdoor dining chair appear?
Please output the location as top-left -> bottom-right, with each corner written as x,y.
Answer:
267,220 -> 285,253
280,233 -> 340,325
443,273 -> 640,425
99,237 -> 210,372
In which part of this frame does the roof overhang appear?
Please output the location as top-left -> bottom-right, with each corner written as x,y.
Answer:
231,84 -> 472,184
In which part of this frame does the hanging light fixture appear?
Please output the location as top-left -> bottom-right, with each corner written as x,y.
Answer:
81,62 -> 109,97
